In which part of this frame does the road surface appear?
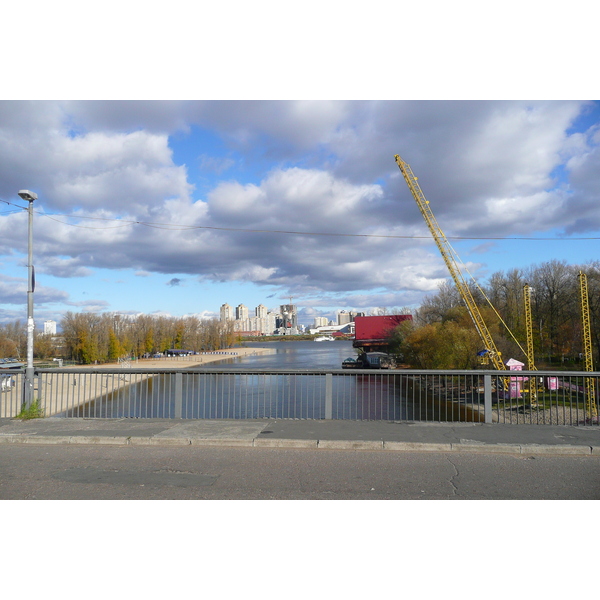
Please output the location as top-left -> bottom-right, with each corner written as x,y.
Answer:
1,444 -> 598,499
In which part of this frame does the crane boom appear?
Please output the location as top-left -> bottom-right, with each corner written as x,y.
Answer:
395,154 -> 506,371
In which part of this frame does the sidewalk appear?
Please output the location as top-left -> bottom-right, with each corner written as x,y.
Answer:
0,417 -> 599,455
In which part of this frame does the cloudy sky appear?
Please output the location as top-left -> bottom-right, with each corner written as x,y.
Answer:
1,99 -> 599,328
1,4 -> 598,329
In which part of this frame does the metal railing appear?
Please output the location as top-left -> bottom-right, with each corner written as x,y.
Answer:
1,368 -> 599,425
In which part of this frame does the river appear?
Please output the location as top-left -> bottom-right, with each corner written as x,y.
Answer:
68,341 -> 479,422
203,339 -> 356,370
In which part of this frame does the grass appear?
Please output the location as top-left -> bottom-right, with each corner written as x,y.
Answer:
498,391 -> 598,412
15,399 -> 45,420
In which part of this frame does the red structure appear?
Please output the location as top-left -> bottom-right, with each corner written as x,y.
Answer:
353,315 -> 412,353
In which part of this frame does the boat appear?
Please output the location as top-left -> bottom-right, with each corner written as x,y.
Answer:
314,335 -> 335,342
355,352 -> 396,369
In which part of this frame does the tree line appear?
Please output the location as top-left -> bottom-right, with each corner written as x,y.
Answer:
1,258 -> 598,368
389,259 -> 600,370
0,313 -> 237,365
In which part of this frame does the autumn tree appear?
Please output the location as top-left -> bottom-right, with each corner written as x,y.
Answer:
396,258 -> 600,369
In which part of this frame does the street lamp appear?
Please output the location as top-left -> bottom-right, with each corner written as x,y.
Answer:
18,189 -> 37,406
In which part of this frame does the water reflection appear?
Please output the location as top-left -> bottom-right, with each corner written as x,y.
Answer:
67,341 -> 482,421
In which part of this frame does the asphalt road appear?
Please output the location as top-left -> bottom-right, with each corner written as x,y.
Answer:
1,444 -> 599,499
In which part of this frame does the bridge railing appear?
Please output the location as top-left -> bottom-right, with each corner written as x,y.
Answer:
1,368 -> 598,425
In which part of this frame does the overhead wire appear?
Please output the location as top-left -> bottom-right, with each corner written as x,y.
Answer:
1,199 -> 600,240
27,211 -> 600,240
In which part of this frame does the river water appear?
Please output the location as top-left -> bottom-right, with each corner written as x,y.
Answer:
69,341 -> 478,421
206,339 -> 356,370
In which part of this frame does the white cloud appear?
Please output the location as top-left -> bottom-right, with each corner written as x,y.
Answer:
38,257 -> 92,278
0,274 -> 70,306
0,104 -> 192,215
1,100 -> 599,323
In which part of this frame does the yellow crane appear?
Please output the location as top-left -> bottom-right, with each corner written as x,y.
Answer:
523,284 -> 536,370
394,154 -> 507,371
523,283 -> 539,402
578,271 -> 597,419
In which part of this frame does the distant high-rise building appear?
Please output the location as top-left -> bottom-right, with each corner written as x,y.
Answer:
43,320 -> 57,335
313,317 -> 329,328
279,304 -> 297,330
337,310 -> 364,325
220,303 -> 234,321
219,301 -> 281,335
236,304 -> 249,321
255,304 -> 268,318
337,310 -> 352,325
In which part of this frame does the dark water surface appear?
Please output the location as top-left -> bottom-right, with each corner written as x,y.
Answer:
69,341 -> 478,421
205,340 -> 355,370
72,340 -> 410,419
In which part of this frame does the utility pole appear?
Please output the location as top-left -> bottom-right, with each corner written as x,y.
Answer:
18,190 -> 37,407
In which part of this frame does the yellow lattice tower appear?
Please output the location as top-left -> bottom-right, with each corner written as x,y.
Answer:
578,271 -> 597,418
523,283 -> 537,403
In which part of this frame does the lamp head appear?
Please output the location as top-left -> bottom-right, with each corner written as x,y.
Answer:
18,190 -> 37,202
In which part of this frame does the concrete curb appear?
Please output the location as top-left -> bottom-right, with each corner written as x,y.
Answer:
191,438 -> 254,447
128,437 -> 191,446
0,434 -> 596,455
317,440 -> 384,450
384,441 -> 453,452
254,438 -> 318,449
453,443 -> 522,454
518,444 -> 592,455
69,436 -> 130,445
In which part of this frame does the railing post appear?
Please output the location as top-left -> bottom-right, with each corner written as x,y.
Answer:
174,372 -> 183,419
325,373 -> 333,419
484,374 -> 492,424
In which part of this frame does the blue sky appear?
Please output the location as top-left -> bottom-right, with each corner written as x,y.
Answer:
1,5 -> 599,331
1,100 -> 599,330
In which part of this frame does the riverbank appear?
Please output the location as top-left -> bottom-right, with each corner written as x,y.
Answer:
72,346 -> 276,371
0,347 -> 276,418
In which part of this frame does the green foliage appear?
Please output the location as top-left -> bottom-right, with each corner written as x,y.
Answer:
15,399 -> 45,420
392,320 -> 482,369
173,321 -> 185,349
144,328 -> 155,353
79,330 -> 99,364
395,259 -> 600,370
58,312 -> 238,364
107,330 -> 124,361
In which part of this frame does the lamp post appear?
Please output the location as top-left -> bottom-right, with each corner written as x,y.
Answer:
18,190 -> 37,407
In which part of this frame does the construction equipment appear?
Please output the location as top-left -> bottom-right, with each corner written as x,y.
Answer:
578,271 -> 597,419
394,154 -> 507,372
523,284 -> 536,371
522,283 -> 540,401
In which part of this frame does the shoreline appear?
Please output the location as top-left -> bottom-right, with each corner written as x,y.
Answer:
14,347 -> 276,418
69,346 -> 276,371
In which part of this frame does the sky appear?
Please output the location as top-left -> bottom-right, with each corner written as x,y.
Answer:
1,99 -> 599,329
1,4 -> 599,332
